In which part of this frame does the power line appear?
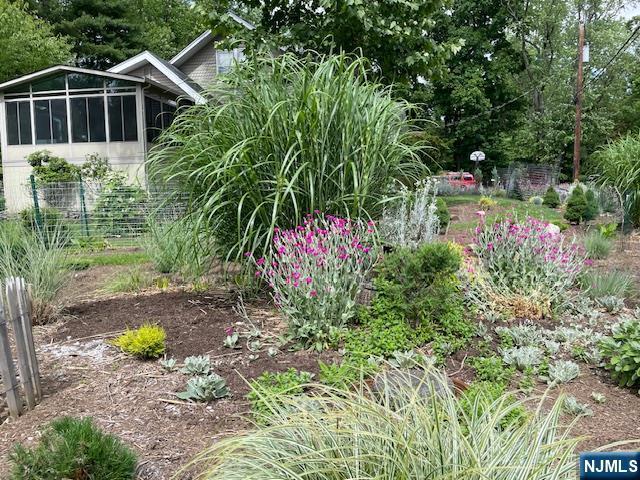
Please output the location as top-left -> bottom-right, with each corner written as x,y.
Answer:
445,24 -> 640,129
578,24 -> 640,95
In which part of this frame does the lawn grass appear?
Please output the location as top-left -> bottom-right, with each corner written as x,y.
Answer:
63,251 -> 149,269
443,195 -> 565,233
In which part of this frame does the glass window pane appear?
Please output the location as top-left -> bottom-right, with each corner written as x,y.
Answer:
68,73 -> 104,90
18,102 -> 32,145
6,102 -> 19,145
122,95 -> 138,141
32,74 -> 65,92
34,100 -> 51,144
217,50 -> 234,74
50,99 -> 68,143
5,83 -> 30,94
145,96 -> 161,143
71,98 -> 88,142
108,96 -> 123,142
87,97 -> 106,142
105,79 -> 137,89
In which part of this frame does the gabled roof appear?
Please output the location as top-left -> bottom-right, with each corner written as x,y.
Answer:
0,65 -> 145,91
108,50 -> 206,104
169,11 -> 255,68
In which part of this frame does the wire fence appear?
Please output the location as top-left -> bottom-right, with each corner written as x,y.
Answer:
496,163 -> 559,199
8,176 -> 187,247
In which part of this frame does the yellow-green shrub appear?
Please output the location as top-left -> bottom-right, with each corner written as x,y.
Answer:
112,324 -> 166,359
479,196 -> 497,210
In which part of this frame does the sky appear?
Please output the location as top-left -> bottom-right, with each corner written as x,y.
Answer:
621,3 -> 640,18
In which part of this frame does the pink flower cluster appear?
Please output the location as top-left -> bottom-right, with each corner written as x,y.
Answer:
247,212 -> 376,300
471,215 -> 586,291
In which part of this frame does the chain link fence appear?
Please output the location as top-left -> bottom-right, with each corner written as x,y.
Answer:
496,163 -> 559,199
11,176 -> 187,246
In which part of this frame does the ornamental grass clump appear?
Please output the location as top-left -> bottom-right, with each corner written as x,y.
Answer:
467,216 -> 585,318
147,53 -> 426,261
194,367 -> 581,479
252,213 -> 377,350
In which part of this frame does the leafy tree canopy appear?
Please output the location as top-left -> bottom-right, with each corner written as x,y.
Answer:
0,0 -> 71,83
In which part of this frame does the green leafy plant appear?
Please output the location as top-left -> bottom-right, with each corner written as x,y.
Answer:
346,243 -> 472,362
597,295 -> 625,313
147,53 -> 426,261
436,197 -> 450,230
584,189 -> 599,221
470,355 -> 514,384
10,416 -> 136,480
176,374 -> 230,402
599,317 -> 640,392
591,392 -> 606,404
584,231 -> 612,259
598,222 -> 618,239
197,368 -> 582,479
181,355 -> 211,376
19,207 -> 68,240
319,360 -> 377,390
542,186 -> 560,208
528,196 -> 543,206
92,173 -> 148,236
112,324 -> 166,359
248,369 -> 314,420
27,150 -> 80,209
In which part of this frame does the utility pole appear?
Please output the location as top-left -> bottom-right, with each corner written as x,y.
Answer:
573,21 -> 585,182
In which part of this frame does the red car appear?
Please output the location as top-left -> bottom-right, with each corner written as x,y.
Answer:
445,172 -> 476,189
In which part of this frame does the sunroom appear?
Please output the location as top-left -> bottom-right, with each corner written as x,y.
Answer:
0,66 -> 184,212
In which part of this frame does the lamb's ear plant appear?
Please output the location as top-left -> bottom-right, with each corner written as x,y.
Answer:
191,366 -> 583,479
177,374 -> 230,402
181,355 -> 211,376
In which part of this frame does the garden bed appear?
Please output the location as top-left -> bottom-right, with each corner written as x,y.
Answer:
0,286 -> 337,479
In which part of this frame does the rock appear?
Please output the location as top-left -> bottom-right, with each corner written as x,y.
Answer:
545,223 -> 561,235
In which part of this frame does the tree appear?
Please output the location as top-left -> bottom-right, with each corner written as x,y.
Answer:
128,0 -> 207,59
0,0 -> 71,83
54,0 -> 144,70
205,0 -> 462,102
429,0 -> 526,170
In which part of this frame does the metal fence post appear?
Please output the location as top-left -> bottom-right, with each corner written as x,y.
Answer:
78,175 -> 90,237
29,175 -> 48,248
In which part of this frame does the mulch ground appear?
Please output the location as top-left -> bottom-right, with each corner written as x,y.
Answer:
0,288 -> 337,479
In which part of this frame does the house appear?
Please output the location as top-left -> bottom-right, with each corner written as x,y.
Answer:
0,13 -> 252,213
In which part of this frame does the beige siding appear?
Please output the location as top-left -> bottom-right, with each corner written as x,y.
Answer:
127,65 -> 180,94
179,41 -> 217,88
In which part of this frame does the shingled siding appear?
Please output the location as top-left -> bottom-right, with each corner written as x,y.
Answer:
179,41 -> 217,88
127,65 -> 182,95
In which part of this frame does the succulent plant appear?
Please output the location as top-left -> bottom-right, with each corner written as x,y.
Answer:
562,396 -> 593,417
160,357 -> 177,372
591,392 -> 606,404
176,374 -> 230,402
547,360 -> 580,385
267,347 -> 279,357
501,346 -> 544,371
181,355 -> 211,376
